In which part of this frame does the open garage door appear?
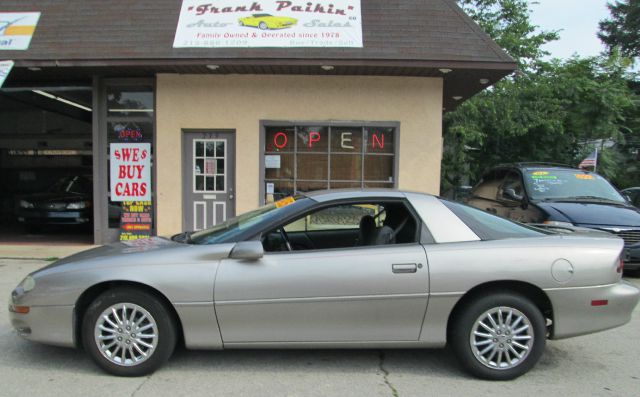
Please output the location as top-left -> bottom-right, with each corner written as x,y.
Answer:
0,85 -> 94,245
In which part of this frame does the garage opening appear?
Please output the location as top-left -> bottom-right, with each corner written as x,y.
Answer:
0,85 -> 94,245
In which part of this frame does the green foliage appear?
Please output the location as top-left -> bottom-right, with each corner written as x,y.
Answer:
457,0 -> 558,70
443,0 -> 640,193
599,0 -> 640,59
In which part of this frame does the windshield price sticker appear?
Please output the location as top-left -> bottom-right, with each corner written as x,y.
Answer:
275,196 -> 295,208
575,174 -> 594,180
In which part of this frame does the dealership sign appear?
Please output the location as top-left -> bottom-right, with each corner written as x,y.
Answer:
173,0 -> 362,48
110,143 -> 151,202
0,12 -> 41,50
0,60 -> 13,88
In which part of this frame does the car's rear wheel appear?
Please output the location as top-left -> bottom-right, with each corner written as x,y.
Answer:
449,292 -> 546,380
82,288 -> 177,376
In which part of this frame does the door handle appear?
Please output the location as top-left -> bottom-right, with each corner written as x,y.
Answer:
392,263 -> 417,274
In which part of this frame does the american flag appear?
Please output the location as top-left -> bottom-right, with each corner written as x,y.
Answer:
579,149 -> 598,169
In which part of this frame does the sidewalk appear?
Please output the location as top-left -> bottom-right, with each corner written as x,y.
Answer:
0,244 -> 95,260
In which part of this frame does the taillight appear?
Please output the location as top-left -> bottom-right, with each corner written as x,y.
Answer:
617,256 -> 624,273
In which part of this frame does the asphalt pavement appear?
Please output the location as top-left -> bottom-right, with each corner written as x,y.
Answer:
1,258 -> 639,397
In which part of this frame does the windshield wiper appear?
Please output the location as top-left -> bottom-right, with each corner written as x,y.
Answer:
554,196 -> 626,205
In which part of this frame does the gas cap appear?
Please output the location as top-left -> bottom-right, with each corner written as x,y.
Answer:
551,259 -> 574,283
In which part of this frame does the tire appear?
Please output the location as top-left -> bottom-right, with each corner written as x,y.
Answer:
82,287 -> 177,376
449,292 -> 546,380
259,22 -> 268,30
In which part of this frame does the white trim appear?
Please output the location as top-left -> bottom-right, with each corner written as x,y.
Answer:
213,201 -> 226,225
193,201 -> 206,231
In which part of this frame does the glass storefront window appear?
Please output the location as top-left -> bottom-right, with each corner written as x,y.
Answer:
105,84 -> 154,229
263,123 -> 397,203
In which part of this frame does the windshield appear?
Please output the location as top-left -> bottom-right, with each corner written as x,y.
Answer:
523,169 -> 625,202
190,196 -> 311,244
48,176 -> 91,195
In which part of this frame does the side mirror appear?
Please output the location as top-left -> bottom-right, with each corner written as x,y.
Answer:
503,188 -> 524,202
229,241 -> 264,261
624,194 -> 632,202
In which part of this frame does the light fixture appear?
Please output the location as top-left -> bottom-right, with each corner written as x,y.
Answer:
479,78 -> 490,85
108,109 -> 154,113
452,96 -> 463,101
321,65 -> 335,71
28,67 -> 41,72
439,68 -> 452,74
206,64 -> 220,70
32,90 -> 92,112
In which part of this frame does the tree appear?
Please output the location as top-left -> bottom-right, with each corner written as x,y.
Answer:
457,0 -> 558,70
599,0 -> 640,59
442,1 -> 640,194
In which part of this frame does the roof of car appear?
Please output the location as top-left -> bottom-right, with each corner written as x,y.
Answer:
303,189 -> 416,202
494,162 -> 577,170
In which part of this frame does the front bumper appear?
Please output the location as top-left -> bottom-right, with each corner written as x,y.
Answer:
17,209 -> 91,225
546,280 -> 640,339
624,246 -> 640,270
9,291 -> 75,348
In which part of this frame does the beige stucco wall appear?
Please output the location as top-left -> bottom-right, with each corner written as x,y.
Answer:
156,74 -> 443,235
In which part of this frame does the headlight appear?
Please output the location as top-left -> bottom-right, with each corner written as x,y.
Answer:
543,220 -> 574,228
20,276 -> 36,292
19,200 -> 34,209
66,201 -> 90,209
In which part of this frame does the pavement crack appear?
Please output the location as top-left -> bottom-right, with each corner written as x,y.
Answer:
378,350 -> 399,397
131,375 -> 151,397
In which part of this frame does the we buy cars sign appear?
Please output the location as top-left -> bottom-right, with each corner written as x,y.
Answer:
110,143 -> 151,202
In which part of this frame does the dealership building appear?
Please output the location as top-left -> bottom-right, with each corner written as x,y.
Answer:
0,0 -> 515,244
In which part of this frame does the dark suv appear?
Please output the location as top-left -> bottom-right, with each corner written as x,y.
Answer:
466,163 -> 640,271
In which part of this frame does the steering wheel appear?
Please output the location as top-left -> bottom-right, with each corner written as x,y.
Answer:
279,227 -> 293,252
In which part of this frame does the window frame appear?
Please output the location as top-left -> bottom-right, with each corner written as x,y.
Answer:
259,120 -> 400,206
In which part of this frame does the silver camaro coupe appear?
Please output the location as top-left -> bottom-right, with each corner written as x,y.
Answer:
9,190 -> 640,380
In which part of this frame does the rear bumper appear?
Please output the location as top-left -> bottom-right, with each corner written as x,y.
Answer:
546,281 -> 640,339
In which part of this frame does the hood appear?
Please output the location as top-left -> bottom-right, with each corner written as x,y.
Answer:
35,237 -> 235,275
537,201 -> 640,227
19,192 -> 88,204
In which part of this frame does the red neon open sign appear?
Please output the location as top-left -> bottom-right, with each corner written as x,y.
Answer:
269,129 -> 388,151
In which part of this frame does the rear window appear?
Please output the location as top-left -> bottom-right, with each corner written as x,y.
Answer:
440,199 -> 545,240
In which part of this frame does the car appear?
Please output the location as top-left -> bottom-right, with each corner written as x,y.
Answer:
622,187 -> 640,208
16,175 -> 93,232
466,163 -> 640,272
9,190 -> 639,380
238,13 -> 297,30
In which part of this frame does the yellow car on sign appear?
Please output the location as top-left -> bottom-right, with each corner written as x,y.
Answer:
238,14 -> 297,30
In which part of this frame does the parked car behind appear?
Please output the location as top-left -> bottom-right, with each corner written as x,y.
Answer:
622,187 -> 640,208
16,175 -> 92,232
466,163 -> 640,271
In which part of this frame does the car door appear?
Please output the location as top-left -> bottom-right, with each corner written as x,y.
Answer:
214,201 -> 429,344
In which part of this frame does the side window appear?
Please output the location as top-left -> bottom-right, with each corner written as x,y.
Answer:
471,170 -> 508,200
499,171 -> 524,201
263,201 -> 418,252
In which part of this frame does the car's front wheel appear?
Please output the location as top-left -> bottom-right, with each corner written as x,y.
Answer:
259,22 -> 268,30
449,292 -> 546,380
82,287 -> 177,376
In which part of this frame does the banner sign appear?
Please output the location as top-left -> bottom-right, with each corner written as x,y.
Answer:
173,0 -> 362,48
0,60 -> 13,88
0,12 -> 41,50
110,143 -> 151,202
119,201 -> 153,241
